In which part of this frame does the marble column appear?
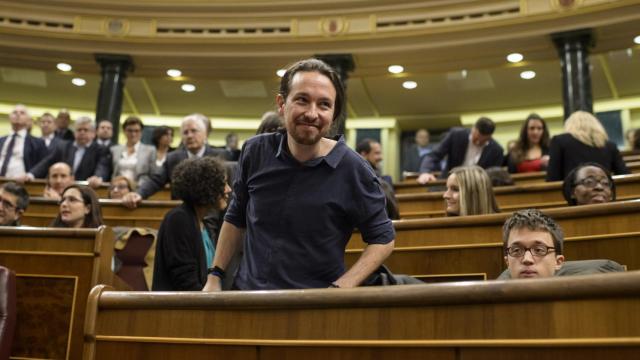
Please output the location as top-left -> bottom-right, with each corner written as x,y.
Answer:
552,29 -> 594,120
315,54 -> 355,136
94,54 -> 134,143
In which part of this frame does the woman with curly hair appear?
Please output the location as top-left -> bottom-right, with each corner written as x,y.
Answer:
50,185 -> 103,228
506,113 -> 550,173
152,156 -> 231,291
443,166 -> 499,216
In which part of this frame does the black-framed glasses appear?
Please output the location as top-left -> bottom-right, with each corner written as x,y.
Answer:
506,244 -> 555,258
575,177 -> 611,189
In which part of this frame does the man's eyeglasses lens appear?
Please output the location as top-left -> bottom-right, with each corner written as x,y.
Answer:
507,245 -> 555,257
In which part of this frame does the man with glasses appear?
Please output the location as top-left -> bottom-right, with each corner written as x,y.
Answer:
0,182 -> 29,226
503,209 -> 565,279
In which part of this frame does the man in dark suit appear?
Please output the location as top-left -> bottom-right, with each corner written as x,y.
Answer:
37,112 -> 60,150
28,116 -> 111,185
0,104 -> 47,179
96,119 -> 114,147
54,109 -> 75,141
122,114 -> 227,207
417,117 -> 504,184
403,129 -> 434,173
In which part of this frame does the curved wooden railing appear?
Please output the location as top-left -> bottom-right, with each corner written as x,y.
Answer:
83,272 -> 640,359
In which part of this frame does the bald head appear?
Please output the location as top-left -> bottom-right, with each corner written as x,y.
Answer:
48,162 -> 74,195
10,104 -> 31,131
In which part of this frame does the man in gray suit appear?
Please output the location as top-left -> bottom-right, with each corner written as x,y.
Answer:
122,114 -> 227,208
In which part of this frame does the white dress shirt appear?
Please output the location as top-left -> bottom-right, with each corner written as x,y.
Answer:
0,129 -> 27,177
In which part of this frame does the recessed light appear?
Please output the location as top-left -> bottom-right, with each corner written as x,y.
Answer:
181,83 -> 196,92
57,63 -> 72,72
507,53 -> 524,63
402,81 -> 417,89
520,70 -> 536,80
634,35 -> 640,45
276,69 -> 287,77
388,65 -> 404,74
71,78 -> 86,86
167,69 -> 182,77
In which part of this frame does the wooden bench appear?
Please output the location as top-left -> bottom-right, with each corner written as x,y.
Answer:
0,226 -> 126,360
83,272 -> 640,359
0,177 -> 172,200
395,170 -> 548,194
350,200 -> 640,249
398,173 -> 640,217
346,231 -> 640,281
396,162 -> 640,195
21,197 -> 179,229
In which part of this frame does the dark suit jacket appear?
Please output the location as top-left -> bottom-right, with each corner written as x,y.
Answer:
55,128 -> 75,142
0,133 -> 47,173
138,145 -> 227,199
152,203 -> 207,291
419,127 -> 504,177
44,136 -> 61,151
403,143 -> 434,173
546,133 -> 629,181
29,141 -> 112,181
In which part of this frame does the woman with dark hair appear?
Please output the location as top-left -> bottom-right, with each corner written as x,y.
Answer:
110,116 -> 156,184
507,113 -> 550,173
256,111 -> 284,135
562,163 -> 616,206
152,156 -> 231,291
151,125 -> 174,167
50,185 -> 103,228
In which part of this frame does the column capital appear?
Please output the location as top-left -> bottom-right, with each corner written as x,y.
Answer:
552,28 -> 595,53
94,54 -> 135,74
314,54 -> 355,80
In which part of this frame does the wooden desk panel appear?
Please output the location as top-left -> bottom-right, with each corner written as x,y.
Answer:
83,272 -> 640,360
0,177 -> 172,200
0,226 -> 120,360
351,200 -> 640,249
398,173 -> 640,215
21,197 -> 178,229
346,232 -> 640,279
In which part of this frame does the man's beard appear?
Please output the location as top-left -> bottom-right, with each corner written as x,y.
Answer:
288,121 -> 327,145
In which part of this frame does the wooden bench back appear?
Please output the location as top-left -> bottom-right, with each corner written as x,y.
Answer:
346,231 -> 640,281
21,197 -> 179,229
83,272 -> 640,359
398,173 -> 640,217
0,226 -> 121,360
350,200 -> 640,249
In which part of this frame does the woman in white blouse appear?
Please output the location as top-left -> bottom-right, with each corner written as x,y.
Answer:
110,116 -> 156,186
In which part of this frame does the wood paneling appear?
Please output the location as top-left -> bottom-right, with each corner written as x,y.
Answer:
350,200 -> 640,249
0,226 -> 122,360
346,232 -> 640,279
0,177 -> 171,200
397,173 -> 640,216
20,197 -> 178,229
83,272 -> 640,359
